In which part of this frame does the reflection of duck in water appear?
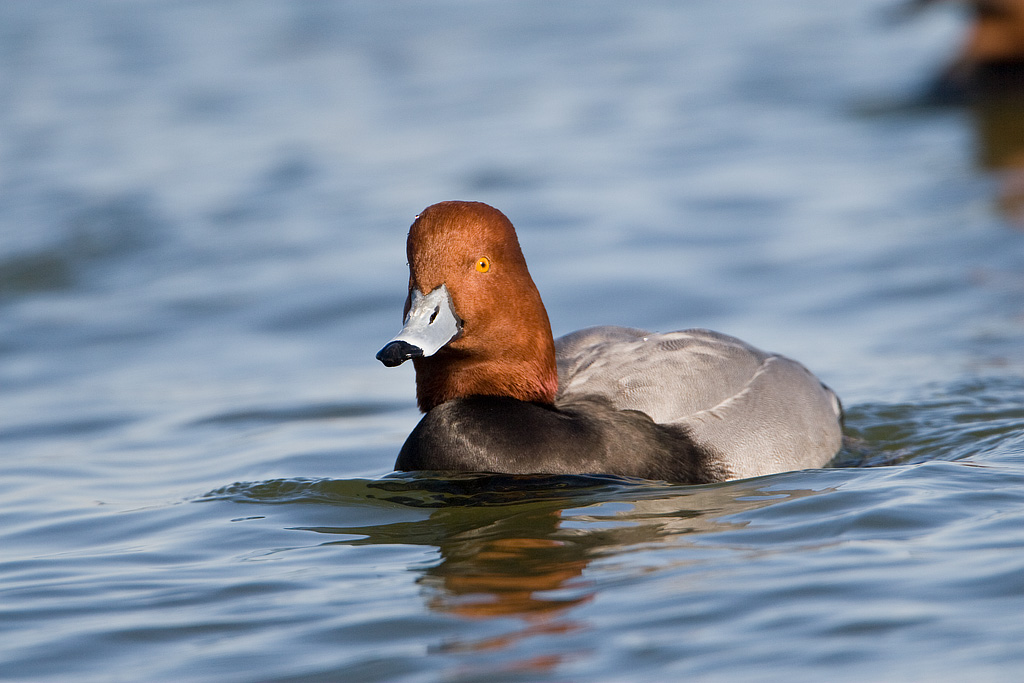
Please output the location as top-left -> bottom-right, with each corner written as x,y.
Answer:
414,481 -> 824,675
908,0 -> 1024,224
975,86 -> 1024,225
299,474 -> 824,676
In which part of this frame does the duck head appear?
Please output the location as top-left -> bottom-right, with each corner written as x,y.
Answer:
376,201 -> 558,412
908,0 -> 1024,65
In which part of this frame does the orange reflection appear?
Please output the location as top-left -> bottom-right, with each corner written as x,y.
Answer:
303,477 -> 828,678
427,536 -> 592,619
974,94 -> 1024,226
423,515 -> 593,674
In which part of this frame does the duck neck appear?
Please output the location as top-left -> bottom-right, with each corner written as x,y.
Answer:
413,334 -> 558,412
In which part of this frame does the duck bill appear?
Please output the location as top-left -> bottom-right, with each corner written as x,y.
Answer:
376,284 -> 462,367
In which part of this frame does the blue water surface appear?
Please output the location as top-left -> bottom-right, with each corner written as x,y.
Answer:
2,1 -> 1024,681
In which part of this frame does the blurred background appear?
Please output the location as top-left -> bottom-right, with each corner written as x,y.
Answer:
2,1 -> 1024,681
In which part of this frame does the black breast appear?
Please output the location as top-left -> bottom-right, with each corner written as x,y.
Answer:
394,395 -> 726,484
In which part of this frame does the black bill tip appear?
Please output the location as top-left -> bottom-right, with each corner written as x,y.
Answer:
376,340 -> 424,367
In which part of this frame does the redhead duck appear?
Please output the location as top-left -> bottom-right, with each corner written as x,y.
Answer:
376,201 -> 843,483
908,0 -> 1024,103
914,0 -> 1024,65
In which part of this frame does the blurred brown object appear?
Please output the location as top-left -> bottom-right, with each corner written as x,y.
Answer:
908,0 -> 1024,101
940,0 -> 1024,64
907,1 -> 1024,226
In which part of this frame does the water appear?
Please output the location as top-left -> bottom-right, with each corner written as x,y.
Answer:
2,1 -> 1023,681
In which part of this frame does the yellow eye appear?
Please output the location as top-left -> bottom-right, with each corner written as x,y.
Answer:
475,257 -> 490,273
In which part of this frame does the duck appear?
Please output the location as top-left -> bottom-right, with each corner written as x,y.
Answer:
907,0 -> 1024,104
376,201 -> 843,484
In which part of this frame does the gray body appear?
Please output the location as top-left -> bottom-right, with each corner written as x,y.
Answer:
554,326 -> 843,480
